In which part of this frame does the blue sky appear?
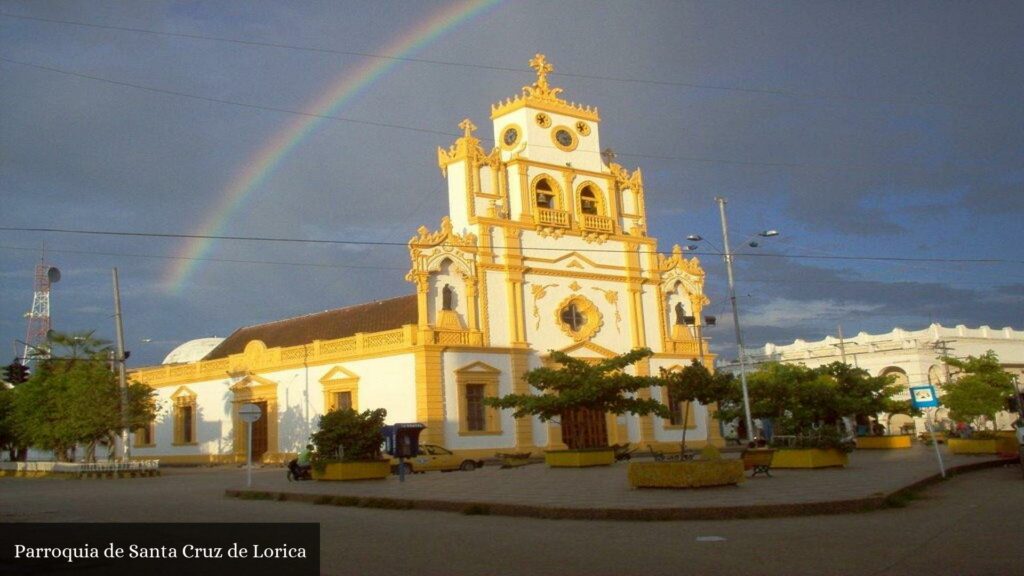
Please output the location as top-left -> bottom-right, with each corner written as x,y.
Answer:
2,0 -> 1022,367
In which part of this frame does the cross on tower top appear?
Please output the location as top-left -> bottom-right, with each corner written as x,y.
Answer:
529,53 -> 553,91
458,118 -> 477,139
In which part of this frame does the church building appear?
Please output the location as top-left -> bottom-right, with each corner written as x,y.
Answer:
131,55 -> 720,464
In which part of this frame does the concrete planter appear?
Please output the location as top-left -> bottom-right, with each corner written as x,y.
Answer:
856,435 -> 912,449
947,438 -> 1000,455
771,448 -> 848,468
545,448 -> 615,468
628,460 -> 744,488
312,460 -> 390,481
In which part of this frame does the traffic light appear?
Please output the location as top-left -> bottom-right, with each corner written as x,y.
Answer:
4,361 -> 28,385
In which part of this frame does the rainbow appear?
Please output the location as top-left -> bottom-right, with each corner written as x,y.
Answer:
163,0 -> 501,292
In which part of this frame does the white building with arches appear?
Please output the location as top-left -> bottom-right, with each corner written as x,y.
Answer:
130,55 -> 720,464
736,324 -> 1024,433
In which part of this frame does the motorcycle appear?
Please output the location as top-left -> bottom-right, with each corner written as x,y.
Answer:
286,458 -> 312,481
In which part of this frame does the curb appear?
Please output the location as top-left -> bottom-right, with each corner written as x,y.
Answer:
224,457 -> 1014,522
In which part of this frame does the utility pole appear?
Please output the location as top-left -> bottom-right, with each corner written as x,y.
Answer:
837,324 -> 848,364
113,268 -> 130,462
717,197 -> 755,445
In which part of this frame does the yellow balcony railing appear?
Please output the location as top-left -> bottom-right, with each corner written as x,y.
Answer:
537,207 -> 570,228
581,213 -> 614,233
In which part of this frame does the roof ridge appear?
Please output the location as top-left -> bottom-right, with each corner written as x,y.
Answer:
231,294 -> 415,332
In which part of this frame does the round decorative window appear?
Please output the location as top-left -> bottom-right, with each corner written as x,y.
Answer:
554,296 -> 602,341
551,126 -> 577,151
575,121 -> 591,136
502,126 -> 520,147
535,113 -> 551,127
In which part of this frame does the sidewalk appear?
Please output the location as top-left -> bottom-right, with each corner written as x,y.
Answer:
227,446 -> 1012,520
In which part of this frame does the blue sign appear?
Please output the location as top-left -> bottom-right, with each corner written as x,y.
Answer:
910,385 -> 940,409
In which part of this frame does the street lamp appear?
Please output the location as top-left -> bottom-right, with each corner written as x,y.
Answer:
687,197 -> 779,445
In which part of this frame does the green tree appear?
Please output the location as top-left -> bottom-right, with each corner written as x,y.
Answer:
940,351 -> 1014,430
660,360 -> 736,452
485,348 -> 667,449
11,331 -> 158,461
311,408 -> 387,462
718,361 -> 899,442
0,386 -> 26,460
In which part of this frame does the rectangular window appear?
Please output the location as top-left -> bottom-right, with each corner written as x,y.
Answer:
182,405 -> 193,443
334,391 -> 352,411
137,423 -> 152,446
667,389 -> 684,426
465,384 -> 486,432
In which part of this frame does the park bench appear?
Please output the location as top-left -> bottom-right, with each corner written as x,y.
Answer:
740,448 -> 775,478
611,443 -> 637,461
647,445 -> 696,462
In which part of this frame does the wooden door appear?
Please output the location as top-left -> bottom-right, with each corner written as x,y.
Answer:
250,401 -> 268,462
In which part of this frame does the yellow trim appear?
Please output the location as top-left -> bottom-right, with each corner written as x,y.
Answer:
554,294 -> 603,342
550,125 -> 579,152
230,374 -> 279,463
535,112 -> 551,127
132,325 -> 419,388
320,365 -> 360,412
575,181 -> 606,217
575,120 -> 591,136
414,345 -> 446,446
171,386 -> 197,445
499,123 -> 523,150
530,172 -> 564,210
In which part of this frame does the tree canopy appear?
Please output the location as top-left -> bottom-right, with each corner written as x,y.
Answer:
10,331 -> 158,461
940,351 -> 1014,429
719,361 -> 899,437
484,348 -> 668,449
660,360 -> 736,451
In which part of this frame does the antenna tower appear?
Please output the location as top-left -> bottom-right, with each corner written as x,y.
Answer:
23,259 -> 53,363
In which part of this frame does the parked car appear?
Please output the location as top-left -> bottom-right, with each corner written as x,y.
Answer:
390,444 -> 484,474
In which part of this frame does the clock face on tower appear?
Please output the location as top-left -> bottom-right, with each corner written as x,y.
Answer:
551,126 -> 577,151
503,127 -> 519,146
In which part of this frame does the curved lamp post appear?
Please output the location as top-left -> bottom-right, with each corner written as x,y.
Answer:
686,197 -> 778,445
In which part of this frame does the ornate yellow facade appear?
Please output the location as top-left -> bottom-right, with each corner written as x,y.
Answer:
131,55 -> 719,464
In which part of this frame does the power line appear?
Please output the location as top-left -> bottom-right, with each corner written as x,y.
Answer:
0,11 -> 975,109
0,55 -> 965,173
2,225 -> 1022,266
0,244 -> 408,272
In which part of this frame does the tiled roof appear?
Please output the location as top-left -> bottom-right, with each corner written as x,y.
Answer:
202,295 -> 418,361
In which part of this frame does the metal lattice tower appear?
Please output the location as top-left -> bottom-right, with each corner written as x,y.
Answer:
23,260 -> 52,363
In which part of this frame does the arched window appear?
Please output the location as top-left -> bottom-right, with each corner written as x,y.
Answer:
536,178 -> 555,209
580,186 -> 599,215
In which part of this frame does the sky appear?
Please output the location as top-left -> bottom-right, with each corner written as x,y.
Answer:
2,0 -> 1023,368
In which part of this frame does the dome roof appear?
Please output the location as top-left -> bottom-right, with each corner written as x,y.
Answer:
162,338 -> 225,365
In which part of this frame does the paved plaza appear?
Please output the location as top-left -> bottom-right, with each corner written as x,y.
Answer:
1,449 -> 1022,575
230,447 -> 1005,517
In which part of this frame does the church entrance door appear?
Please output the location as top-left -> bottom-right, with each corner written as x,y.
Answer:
249,401 -> 268,463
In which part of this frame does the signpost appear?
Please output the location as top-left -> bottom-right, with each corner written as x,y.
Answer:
238,403 -> 263,487
910,385 -> 945,478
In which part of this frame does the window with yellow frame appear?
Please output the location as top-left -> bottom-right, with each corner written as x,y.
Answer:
320,366 -> 359,413
455,363 -> 501,435
660,386 -> 696,429
133,421 -> 156,448
171,388 -> 198,445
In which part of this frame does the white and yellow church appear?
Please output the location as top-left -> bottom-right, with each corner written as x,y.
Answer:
131,55 -> 721,464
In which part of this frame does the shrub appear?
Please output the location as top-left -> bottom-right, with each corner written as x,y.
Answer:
311,408 -> 386,464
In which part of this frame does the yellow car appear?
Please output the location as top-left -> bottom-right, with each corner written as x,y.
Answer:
391,444 -> 484,474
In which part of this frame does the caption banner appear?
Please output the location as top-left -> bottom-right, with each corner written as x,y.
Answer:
0,523 -> 319,575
